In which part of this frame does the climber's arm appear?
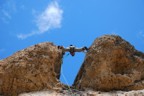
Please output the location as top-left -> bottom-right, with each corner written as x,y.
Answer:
75,47 -> 89,52
75,48 -> 84,52
63,47 -> 70,52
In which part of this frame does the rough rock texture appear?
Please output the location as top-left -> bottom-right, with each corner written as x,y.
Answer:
0,42 -> 63,95
74,35 -> 144,91
19,89 -> 144,96
1,35 -> 144,96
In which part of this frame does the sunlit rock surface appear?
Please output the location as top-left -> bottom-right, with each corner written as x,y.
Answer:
1,35 -> 144,96
74,35 -> 144,91
0,42 -> 63,96
19,89 -> 144,96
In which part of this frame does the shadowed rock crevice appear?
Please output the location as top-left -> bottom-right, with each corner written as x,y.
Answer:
74,35 -> 144,91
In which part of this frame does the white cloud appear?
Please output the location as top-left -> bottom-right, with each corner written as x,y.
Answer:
2,9 -> 11,19
0,0 -> 17,23
17,1 -> 63,39
17,31 -> 37,40
36,1 -> 63,33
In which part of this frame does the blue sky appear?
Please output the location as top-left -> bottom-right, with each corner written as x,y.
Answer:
0,0 -> 144,85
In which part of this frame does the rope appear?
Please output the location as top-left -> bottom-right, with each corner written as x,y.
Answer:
60,51 -> 87,95
61,66 -> 84,96
61,67 -> 74,94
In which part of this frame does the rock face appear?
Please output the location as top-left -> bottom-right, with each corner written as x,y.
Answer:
19,89 -> 144,96
74,35 -> 144,91
1,35 -> 144,96
0,42 -> 63,95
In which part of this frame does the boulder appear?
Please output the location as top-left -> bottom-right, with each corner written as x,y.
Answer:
0,42 -> 63,95
74,35 -> 144,91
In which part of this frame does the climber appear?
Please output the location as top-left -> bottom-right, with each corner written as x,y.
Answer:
58,45 -> 88,56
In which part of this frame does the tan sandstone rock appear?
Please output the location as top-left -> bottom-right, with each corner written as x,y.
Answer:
19,89 -> 144,96
74,35 -> 144,91
0,42 -> 63,95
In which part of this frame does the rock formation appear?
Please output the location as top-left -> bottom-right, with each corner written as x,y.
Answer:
19,89 -> 144,96
0,42 -> 63,95
74,35 -> 144,91
1,35 -> 144,96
